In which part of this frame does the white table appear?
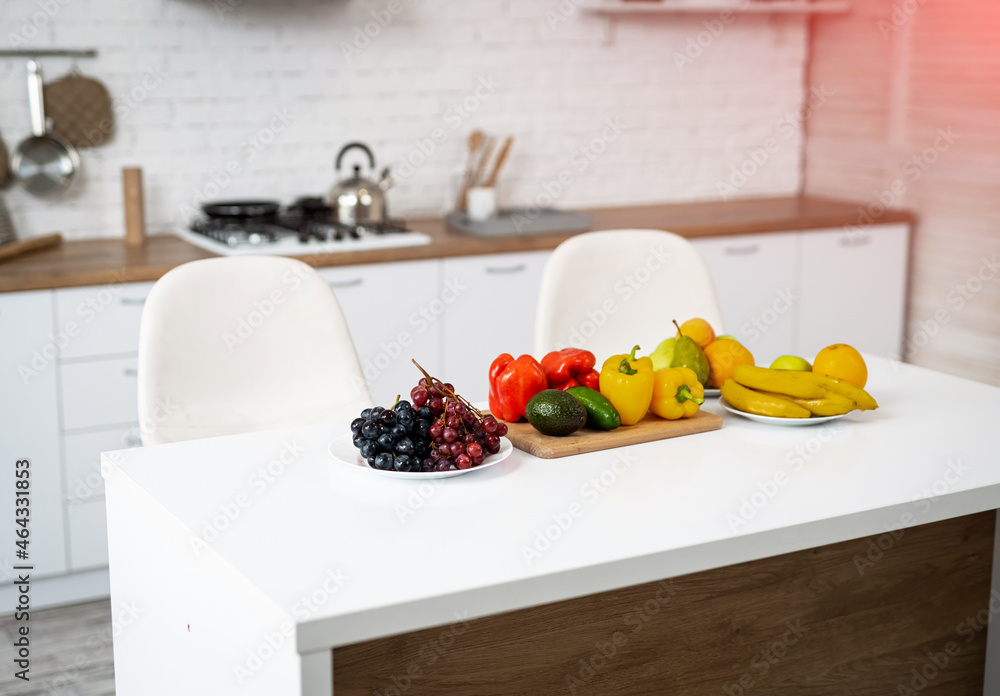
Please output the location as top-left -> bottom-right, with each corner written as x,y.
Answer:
103,356 -> 1000,696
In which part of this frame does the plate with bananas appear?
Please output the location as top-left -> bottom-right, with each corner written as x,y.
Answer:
719,365 -> 879,427
719,397 -> 846,426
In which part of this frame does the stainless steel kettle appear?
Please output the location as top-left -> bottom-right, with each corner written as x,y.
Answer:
328,142 -> 393,225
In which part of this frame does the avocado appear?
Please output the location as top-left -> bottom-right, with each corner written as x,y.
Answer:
526,389 -> 587,436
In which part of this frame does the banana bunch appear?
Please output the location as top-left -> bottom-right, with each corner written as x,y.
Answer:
721,365 -> 878,419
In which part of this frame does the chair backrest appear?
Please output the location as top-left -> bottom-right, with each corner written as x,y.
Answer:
138,256 -> 372,445
534,229 -> 724,362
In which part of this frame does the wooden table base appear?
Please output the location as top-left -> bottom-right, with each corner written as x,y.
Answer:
333,512 -> 995,695
333,512 -> 1000,696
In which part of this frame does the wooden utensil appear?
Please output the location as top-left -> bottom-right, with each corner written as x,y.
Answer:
471,136 -> 496,188
122,167 -> 146,248
456,129 -> 485,211
0,233 -> 62,264
496,410 -> 722,459
483,136 -> 514,188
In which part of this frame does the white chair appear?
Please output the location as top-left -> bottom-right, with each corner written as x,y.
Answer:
137,256 -> 373,446
534,229 -> 725,362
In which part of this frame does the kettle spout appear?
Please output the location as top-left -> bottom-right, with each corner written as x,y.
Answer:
378,167 -> 393,192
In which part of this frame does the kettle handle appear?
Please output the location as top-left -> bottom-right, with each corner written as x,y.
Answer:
335,142 -> 376,174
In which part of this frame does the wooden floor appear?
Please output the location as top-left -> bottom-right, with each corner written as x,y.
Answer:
0,599 -> 115,695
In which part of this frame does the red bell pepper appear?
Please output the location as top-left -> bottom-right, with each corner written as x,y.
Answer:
541,348 -> 600,392
488,353 -> 547,422
551,369 -> 600,392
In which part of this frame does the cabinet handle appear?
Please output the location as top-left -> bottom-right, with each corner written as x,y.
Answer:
723,244 -> 760,256
328,278 -> 363,289
120,297 -> 146,306
485,264 -> 526,274
123,368 -> 138,377
839,234 -> 872,247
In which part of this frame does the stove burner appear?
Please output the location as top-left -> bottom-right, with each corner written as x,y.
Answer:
189,217 -> 293,247
188,198 -> 413,249
280,197 -> 409,243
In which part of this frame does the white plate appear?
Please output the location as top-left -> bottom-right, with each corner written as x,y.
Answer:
329,433 -> 513,479
718,397 -> 847,426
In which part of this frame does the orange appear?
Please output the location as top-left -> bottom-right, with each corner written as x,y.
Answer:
704,339 -> 755,388
678,318 -> 716,349
812,344 -> 867,388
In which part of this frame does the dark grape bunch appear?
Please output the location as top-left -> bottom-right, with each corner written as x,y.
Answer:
350,400 -> 429,472
350,361 -> 508,473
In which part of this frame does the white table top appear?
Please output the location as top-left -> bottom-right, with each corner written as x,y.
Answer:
103,356 -> 1000,653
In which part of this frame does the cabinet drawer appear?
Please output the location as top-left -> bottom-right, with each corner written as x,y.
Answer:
67,500 -> 109,571
55,282 -> 154,359
318,260 -> 443,405
691,233 -> 799,364
64,427 -> 142,503
60,357 -> 140,431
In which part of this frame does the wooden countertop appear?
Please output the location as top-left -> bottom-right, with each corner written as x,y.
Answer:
0,195 -> 913,293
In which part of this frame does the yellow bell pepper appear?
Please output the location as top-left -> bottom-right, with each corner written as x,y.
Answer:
650,367 -> 704,420
599,345 -> 654,425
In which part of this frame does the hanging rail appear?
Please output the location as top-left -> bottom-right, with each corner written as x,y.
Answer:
0,49 -> 97,58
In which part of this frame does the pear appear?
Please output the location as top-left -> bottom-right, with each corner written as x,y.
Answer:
671,320 -> 710,385
649,337 -> 675,372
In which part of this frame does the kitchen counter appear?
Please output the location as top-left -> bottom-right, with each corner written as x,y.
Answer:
103,355 -> 999,696
0,195 -> 913,293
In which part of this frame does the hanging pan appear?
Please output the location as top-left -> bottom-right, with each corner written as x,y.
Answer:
11,60 -> 80,196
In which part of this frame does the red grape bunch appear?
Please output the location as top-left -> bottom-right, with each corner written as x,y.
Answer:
409,374 -> 507,472
351,361 -> 507,473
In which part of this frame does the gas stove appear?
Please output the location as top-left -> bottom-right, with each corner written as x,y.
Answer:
177,198 -> 431,256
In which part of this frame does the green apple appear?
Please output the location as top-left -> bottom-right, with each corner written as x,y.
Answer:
770,355 -> 812,371
649,338 -> 675,372
716,334 -> 739,343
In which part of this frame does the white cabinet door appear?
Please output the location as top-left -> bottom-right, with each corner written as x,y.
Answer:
64,427 -> 142,504
691,233 -> 799,365
0,290 -> 67,582
798,224 -> 909,358
441,251 -> 552,403
67,500 -> 110,570
319,260 -> 443,406
54,281 -> 154,359
59,357 -> 140,431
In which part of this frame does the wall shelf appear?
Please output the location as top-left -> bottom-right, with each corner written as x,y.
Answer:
584,1 -> 850,14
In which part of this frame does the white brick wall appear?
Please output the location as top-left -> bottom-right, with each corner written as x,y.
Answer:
805,0 -> 1000,387
0,0 -> 808,241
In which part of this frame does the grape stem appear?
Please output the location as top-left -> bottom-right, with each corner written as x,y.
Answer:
411,359 -> 484,419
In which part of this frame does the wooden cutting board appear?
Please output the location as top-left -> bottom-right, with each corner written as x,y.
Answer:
499,410 -> 722,459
